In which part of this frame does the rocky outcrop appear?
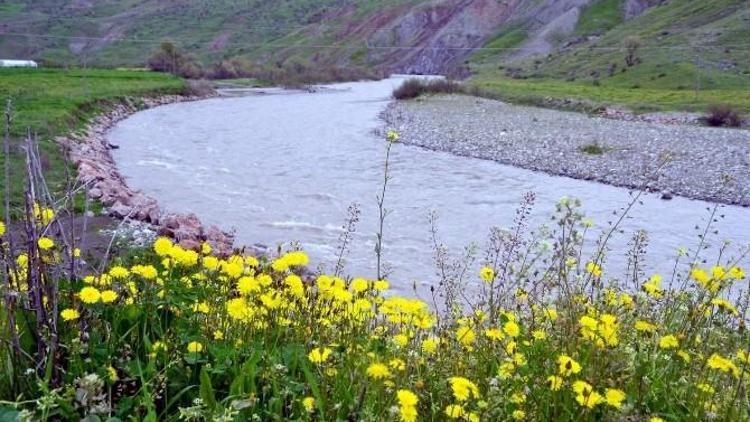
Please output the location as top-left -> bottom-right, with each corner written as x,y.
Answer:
624,0 -> 664,20
58,94 -> 236,256
368,0 -> 524,74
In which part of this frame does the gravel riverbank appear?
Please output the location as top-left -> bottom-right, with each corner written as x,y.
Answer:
383,95 -> 750,206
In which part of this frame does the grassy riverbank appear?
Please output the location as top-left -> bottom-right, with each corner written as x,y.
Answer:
467,76 -> 750,114
0,68 -> 186,215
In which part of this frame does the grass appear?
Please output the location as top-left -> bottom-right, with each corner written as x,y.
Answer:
574,0 -> 624,36
579,142 -> 607,155
0,68 -> 186,216
468,75 -> 750,113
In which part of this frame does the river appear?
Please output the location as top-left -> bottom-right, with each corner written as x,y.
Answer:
110,77 -> 749,295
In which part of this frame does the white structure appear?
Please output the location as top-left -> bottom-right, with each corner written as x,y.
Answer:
0,60 -> 39,68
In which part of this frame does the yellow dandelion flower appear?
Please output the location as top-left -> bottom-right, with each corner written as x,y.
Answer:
547,375 -> 563,391
658,334 -> 679,350
302,396 -> 315,413
79,286 -> 101,304
604,388 -> 626,409
100,290 -> 118,303
444,404 -> 464,419
308,347 -> 332,364
37,237 -> 54,250
366,363 -> 391,380
557,354 -> 582,377
479,266 -> 495,283
186,341 -> 203,353
61,308 -> 80,321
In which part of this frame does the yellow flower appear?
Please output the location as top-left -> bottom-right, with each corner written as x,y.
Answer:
302,396 -> 315,413
586,261 -> 602,277
202,256 -> 219,271
107,366 -> 118,382
350,278 -> 369,293
650,418 -> 665,422
0,221 -> 5,236
456,326 -> 476,348
109,266 -> 130,279
604,388 -> 626,409
213,330 -> 224,340
484,327 -> 504,341
532,329 -> 547,340
658,334 -> 679,350
706,353 -> 739,378
37,237 -> 54,250
573,381 -> 602,408
200,242 -> 212,255
729,266 -> 745,280
448,377 -> 480,401
445,404 -> 464,418
711,298 -> 739,315
374,280 -> 389,291
557,354 -> 582,377
511,410 -> 526,420
634,320 -> 657,333
503,320 -> 521,337
677,350 -> 691,363
79,286 -> 101,304
153,237 -> 173,256
479,266 -> 495,283
547,375 -> 563,391
100,290 -> 118,303
386,130 -> 400,142
393,333 -> 409,347
642,274 -> 664,298
396,389 -> 418,422
421,337 -> 438,354
186,341 -> 203,353
61,308 -> 80,321
543,307 -> 558,321
308,347 -> 332,364
192,301 -> 210,314
366,363 -> 391,380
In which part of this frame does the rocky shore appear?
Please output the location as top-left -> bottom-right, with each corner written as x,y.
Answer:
383,95 -> 750,207
57,94 -> 236,256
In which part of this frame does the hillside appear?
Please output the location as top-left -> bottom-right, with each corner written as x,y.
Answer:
467,0 -> 750,111
1,0 -> 749,110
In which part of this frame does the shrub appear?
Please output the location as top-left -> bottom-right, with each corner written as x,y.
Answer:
705,104 -> 745,128
580,142 -> 606,155
392,78 -> 464,100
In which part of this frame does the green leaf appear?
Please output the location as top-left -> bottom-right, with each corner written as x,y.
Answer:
0,407 -> 20,422
199,367 -> 217,411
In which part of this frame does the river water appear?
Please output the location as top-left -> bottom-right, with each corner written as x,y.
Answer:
110,77 -> 750,295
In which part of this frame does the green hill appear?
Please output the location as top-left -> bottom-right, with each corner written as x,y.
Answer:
1,0 -> 749,111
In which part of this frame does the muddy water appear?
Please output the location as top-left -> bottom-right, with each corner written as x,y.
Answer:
110,77 -> 749,295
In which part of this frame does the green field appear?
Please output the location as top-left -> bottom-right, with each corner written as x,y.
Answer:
0,68 -> 185,215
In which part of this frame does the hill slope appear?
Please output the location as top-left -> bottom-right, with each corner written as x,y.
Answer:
1,0 -> 749,110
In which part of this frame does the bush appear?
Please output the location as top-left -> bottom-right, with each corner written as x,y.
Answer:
705,104 -> 745,128
392,78 -> 464,100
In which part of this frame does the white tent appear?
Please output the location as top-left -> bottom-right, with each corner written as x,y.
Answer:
0,60 -> 39,68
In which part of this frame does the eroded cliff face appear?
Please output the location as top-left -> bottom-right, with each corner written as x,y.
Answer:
360,0 -> 660,74
624,0 -> 664,19
367,0 -> 523,74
